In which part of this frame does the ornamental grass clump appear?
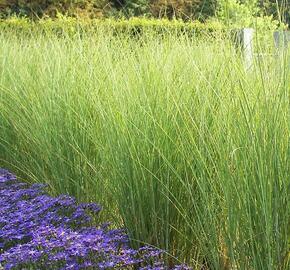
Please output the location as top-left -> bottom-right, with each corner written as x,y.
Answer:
0,28 -> 289,269
0,169 -> 190,270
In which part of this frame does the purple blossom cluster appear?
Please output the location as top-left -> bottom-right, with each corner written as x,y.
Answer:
0,169 -> 191,270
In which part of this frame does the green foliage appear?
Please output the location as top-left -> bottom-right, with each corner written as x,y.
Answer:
96,0 -> 217,20
258,0 -> 290,24
0,0 -> 217,20
149,0 -> 216,20
0,16 -> 225,36
216,0 -> 287,29
217,0 -> 258,25
0,0 -> 289,26
114,0 -> 151,17
0,0 -> 110,19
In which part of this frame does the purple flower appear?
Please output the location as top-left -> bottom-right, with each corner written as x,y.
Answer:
0,168 -> 191,270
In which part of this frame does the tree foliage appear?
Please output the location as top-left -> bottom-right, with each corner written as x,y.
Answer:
0,0 -> 110,18
0,0 -> 289,25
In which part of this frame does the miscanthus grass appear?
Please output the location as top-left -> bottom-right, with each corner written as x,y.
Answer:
0,168 -> 189,270
0,28 -> 289,269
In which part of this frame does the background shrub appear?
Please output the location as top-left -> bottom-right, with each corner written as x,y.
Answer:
0,0 -> 110,19
0,0 -> 289,25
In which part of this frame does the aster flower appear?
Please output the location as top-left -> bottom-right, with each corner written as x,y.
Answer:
0,169 -> 191,270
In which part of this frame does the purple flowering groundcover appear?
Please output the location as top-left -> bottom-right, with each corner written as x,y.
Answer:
0,169 -> 191,270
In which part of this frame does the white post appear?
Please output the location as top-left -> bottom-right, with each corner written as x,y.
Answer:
232,28 -> 254,71
240,28 -> 254,71
274,31 -> 290,50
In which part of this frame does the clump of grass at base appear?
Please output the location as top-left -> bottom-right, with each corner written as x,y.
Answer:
0,28 -> 289,269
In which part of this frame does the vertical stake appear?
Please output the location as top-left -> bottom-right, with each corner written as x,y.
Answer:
232,28 -> 254,71
274,31 -> 290,51
241,28 -> 254,71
